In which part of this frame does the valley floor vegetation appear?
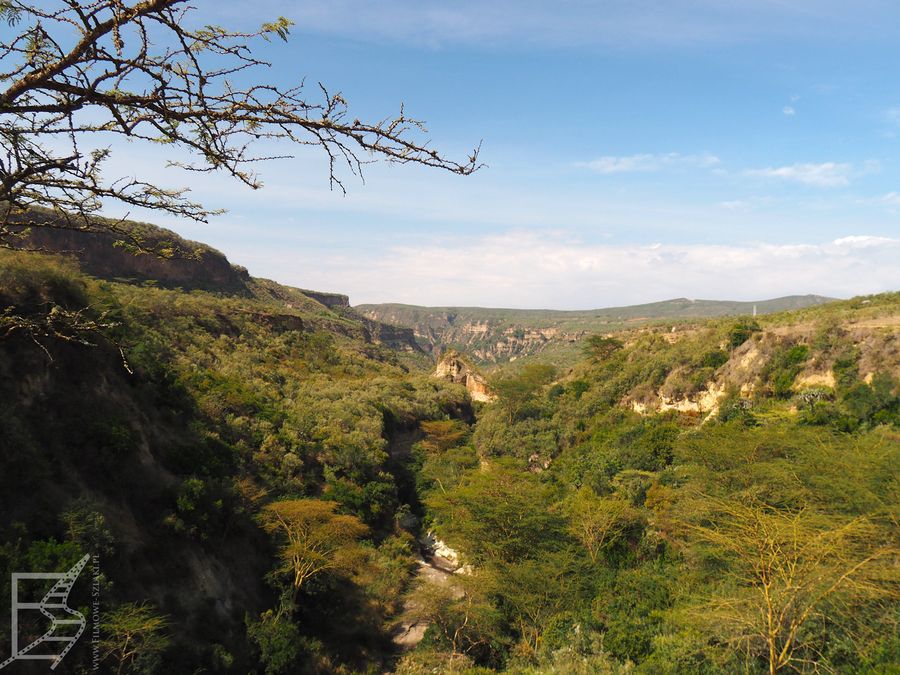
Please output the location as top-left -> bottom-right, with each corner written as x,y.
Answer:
0,248 -> 897,673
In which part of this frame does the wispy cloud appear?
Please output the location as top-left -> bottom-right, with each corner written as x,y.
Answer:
782,106 -> 796,116
240,231 -> 900,307
719,200 -> 750,211
718,195 -> 778,212
872,191 -> 900,213
580,152 -> 720,175
746,162 -> 853,188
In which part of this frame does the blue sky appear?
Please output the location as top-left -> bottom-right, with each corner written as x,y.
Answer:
105,1 -> 900,308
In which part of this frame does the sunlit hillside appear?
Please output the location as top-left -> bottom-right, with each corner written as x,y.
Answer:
1,233 -> 896,672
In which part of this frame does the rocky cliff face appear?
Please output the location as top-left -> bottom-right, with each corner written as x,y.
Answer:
624,300 -> 900,419
357,308 -> 585,364
15,213 -> 252,293
358,317 -> 422,352
433,351 -> 494,402
357,296 -> 835,366
433,321 -> 584,364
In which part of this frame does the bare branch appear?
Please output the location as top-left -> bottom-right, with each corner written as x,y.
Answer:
0,0 -> 482,252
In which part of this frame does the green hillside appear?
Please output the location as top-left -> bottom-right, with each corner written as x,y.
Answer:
0,248 -> 469,672
1,238 -> 896,674
407,290 -> 899,673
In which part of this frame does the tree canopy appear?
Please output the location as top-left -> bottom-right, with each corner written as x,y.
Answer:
259,498 -> 368,596
0,0 -> 480,251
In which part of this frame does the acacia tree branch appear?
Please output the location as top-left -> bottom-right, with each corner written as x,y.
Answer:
0,303 -> 133,371
0,0 -> 482,254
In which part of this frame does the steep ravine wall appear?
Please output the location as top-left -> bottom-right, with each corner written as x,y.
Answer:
625,318 -> 900,418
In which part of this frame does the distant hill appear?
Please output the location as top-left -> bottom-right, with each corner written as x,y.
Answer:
9,209 -> 423,354
356,295 -> 836,366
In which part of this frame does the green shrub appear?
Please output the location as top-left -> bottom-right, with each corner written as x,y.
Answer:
592,563 -> 672,662
614,418 -> 680,471
697,349 -> 728,369
766,344 -> 810,397
728,319 -> 761,349
246,611 -> 305,675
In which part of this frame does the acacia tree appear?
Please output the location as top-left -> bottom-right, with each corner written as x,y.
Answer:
0,0 -> 481,252
259,499 -> 367,601
682,497 -> 897,674
419,419 -> 469,454
564,487 -> 636,564
582,334 -> 623,363
99,602 -> 169,675
491,363 -> 557,422
427,461 -> 566,565
402,579 -> 500,667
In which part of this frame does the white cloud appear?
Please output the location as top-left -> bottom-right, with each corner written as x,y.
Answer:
747,162 -> 852,188
881,191 -> 900,206
783,106 -> 796,116
831,235 -> 896,248
240,231 -> 900,308
580,152 -> 720,174
88,138 -> 898,310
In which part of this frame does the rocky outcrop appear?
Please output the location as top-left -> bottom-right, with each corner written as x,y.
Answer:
393,535 -> 467,651
300,290 -> 349,309
358,317 -> 423,353
626,307 -> 900,419
631,381 -> 726,418
354,306 -> 588,363
796,371 -> 836,389
420,532 -> 463,571
433,351 -> 495,402
13,212 -> 251,293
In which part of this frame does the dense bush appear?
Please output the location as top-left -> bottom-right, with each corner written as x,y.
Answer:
727,318 -> 761,349
3,250 -> 897,673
